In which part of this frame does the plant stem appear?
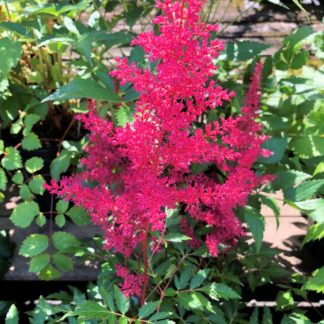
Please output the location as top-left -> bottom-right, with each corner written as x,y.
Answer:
141,226 -> 149,305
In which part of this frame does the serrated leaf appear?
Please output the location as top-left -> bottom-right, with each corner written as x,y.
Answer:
292,199 -> 324,222
303,222 -> 324,245
29,253 -> 50,273
50,149 -> 71,180
190,269 -> 210,289
53,231 -> 80,252
19,234 -> 48,257
0,168 -> 7,191
1,147 -> 22,170
55,214 -> 66,228
178,291 -> 211,311
23,114 -> 41,136
22,132 -> 41,151
244,207 -> 264,253
12,171 -> 24,184
303,267 -> 324,293
19,184 -> 34,200
139,301 -> 159,319
271,170 -> 311,191
314,162 -> 324,176
75,301 -> 111,319
29,175 -> 45,195
56,200 -> 69,214
285,180 -> 324,202
25,157 -> 44,173
10,201 -> 39,228
207,283 -> 241,300
52,253 -> 73,272
149,312 -> 173,321
115,106 -> 133,126
174,265 -> 195,289
114,285 -> 129,314
5,304 -> 19,324
291,135 -> 324,158
164,233 -> 191,242
66,206 -> 91,225
39,264 -> 61,281
0,37 -> 22,80
36,213 -> 46,227
276,290 -> 294,310
43,77 -> 121,102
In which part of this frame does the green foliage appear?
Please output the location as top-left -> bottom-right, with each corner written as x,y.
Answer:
19,234 -> 49,257
10,201 -> 40,228
5,304 -> 19,324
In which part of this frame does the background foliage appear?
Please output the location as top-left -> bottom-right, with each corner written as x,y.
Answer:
0,0 -> 323,323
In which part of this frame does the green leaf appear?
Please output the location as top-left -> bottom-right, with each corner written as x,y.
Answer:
43,77 -> 121,103
178,291 -> 211,311
23,114 -> 41,136
50,149 -> 71,180
149,312 -> 173,321
39,264 -> 61,281
285,180 -> 324,201
139,301 -> 160,319
244,207 -> 265,253
29,253 -> 50,273
258,138 -> 288,164
303,222 -> 324,245
56,200 -> 69,214
75,301 -> 111,319
190,269 -> 210,289
314,162 -> 324,176
0,22 -> 33,38
29,175 -> 45,195
52,253 -> 73,272
0,168 -> 7,191
66,206 -> 91,225
36,213 -> 46,227
19,184 -> 34,200
249,308 -> 259,324
262,307 -> 273,324
164,233 -> 191,242
231,40 -> 271,61
1,147 -> 22,170
25,157 -> 44,173
271,170 -> 311,191
292,199 -> 324,222
114,285 -> 130,315
115,106 -> 134,126
207,283 -> 241,300
260,195 -> 280,228
0,38 -> 22,80
303,267 -> 324,293
55,214 -> 66,228
5,304 -> 19,324
291,135 -> 324,158
0,140 -> 4,153
276,291 -> 294,310
175,265 -> 195,290
19,234 -> 48,257
10,201 -> 40,228
21,132 -> 42,151
12,171 -> 24,185
52,231 -> 81,252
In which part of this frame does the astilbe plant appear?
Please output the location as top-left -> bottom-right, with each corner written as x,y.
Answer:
46,0 -> 271,301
